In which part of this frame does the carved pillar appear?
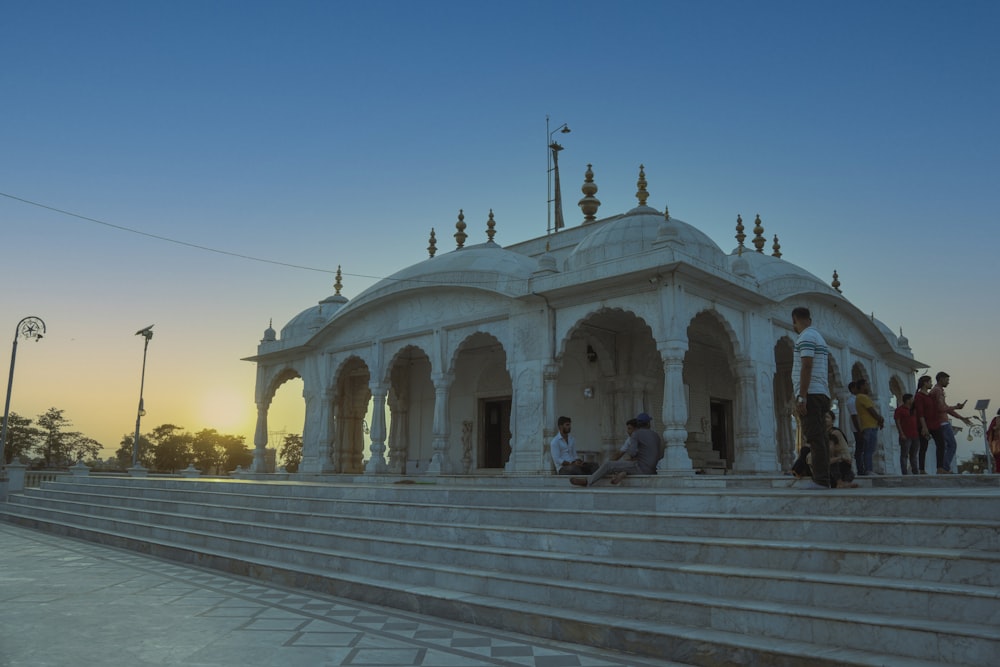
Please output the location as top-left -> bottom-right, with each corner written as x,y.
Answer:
733,358 -> 763,472
426,372 -> 452,474
346,390 -> 368,473
313,389 -> 335,473
365,384 -> 389,473
299,390 -> 320,473
327,400 -> 343,473
658,340 -> 694,474
542,364 -> 559,469
870,360 -> 891,474
252,402 -> 269,473
600,380 -> 617,458
387,388 -> 408,474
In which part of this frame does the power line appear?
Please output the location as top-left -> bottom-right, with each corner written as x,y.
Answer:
1,191 -> 339,275
0,191 -> 529,288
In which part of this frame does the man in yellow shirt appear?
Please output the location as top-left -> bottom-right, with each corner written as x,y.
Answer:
855,379 -> 884,475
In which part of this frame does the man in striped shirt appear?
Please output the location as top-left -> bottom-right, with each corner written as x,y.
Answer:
791,307 -> 832,489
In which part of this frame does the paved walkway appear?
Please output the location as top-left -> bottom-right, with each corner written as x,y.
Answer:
0,523 -> 687,667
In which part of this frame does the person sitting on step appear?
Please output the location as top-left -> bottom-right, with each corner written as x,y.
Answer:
826,410 -> 858,489
571,413 -> 661,487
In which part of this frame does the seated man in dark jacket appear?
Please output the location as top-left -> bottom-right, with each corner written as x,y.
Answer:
570,413 -> 661,487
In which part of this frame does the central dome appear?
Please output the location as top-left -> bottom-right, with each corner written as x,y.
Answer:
565,205 -> 726,271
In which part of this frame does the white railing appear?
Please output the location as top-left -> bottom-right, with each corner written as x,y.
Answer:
24,470 -> 70,488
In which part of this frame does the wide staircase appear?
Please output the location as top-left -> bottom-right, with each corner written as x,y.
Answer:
2,474 -> 999,666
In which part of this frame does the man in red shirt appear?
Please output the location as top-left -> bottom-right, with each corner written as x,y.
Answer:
894,393 -> 920,474
912,375 -> 936,474
928,372 -> 972,473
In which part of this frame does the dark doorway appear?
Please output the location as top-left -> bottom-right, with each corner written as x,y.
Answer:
481,398 -> 512,468
710,398 -> 733,468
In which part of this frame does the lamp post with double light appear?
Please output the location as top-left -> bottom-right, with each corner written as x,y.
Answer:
131,325 -> 154,470
1,316 -> 46,470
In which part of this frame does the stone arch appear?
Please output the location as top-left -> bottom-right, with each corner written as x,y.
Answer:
684,311 -> 740,471
850,361 -> 870,386
888,374 -> 906,409
557,307 -> 659,458
332,355 -> 372,473
385,345 -> 434,474
449,332 -> 512,471
260,366 -> 302,406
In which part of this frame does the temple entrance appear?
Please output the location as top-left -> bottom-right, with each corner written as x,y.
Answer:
481,398 -> 512,469
710,398 -> 733,468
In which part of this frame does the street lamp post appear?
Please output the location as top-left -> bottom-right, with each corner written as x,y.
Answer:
132,325 -> 154,469
1,316 -> 47,469
969,399 -> 992,473
546,115 -> 571,234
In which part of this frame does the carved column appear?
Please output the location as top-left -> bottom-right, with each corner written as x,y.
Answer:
386,388 -> 408,474
365,384 -> 389,473
252,402 -> 269,473
540,364 -> 559,470
313,389 -> 335,473
658,340 -> 694,474
733,358 -> 763,472
426,372 -> 452,474
345,390 -> 368,473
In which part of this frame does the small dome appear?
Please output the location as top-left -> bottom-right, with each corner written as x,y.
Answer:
261,321 -> 277,342
345,242 -> 537,312
280,305 -> 323,341
565,206 -> 727,271
726,250 -> 834,296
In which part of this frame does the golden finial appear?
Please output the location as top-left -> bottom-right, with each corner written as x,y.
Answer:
635,164 -> 649,206
752,214 -> 766,253
832,269 -> 842,293
486,209 -> 496,243
334,265 -> 343,295
454,209 -> 467,249
663,204 -> 670,221
735,214 -> 746,250
427,227 -> 437,258
578,163 -> 601,222
771,234 -> 782,258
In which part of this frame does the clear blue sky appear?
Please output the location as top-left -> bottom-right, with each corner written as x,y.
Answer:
2,1 -> 997,464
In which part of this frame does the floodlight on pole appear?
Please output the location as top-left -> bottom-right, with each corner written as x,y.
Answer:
546,115 -> 571,234
132,325 -> 154,469
1,316 -> 46,469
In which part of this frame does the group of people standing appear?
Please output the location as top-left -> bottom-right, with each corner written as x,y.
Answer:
793,305 -> 980,487
551,306 -> 988,488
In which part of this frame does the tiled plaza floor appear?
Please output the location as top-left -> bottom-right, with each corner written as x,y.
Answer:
0,523 -> 687,667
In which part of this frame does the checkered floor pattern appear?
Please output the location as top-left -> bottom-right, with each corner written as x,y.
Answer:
0,523 -> 686,667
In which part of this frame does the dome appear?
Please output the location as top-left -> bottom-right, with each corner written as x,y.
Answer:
726,249 -> 838,297
564,206 -> 727,271
345,242 -> 537,311
280,305 -> 323,341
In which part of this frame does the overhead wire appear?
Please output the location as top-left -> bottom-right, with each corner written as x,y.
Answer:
0,191 -> 525,287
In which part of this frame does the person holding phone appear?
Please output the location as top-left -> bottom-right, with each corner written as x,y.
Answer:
928,372 -> 972,473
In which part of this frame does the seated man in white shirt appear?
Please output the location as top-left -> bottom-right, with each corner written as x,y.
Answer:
549,415 -> 597,475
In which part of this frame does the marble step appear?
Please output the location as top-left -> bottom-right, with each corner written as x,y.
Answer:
2,503 -> 996,667
17,489 -> 1000,590
23,481 -> 1000,553
16,494 -> 997,627
52,476 -> 1000,521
